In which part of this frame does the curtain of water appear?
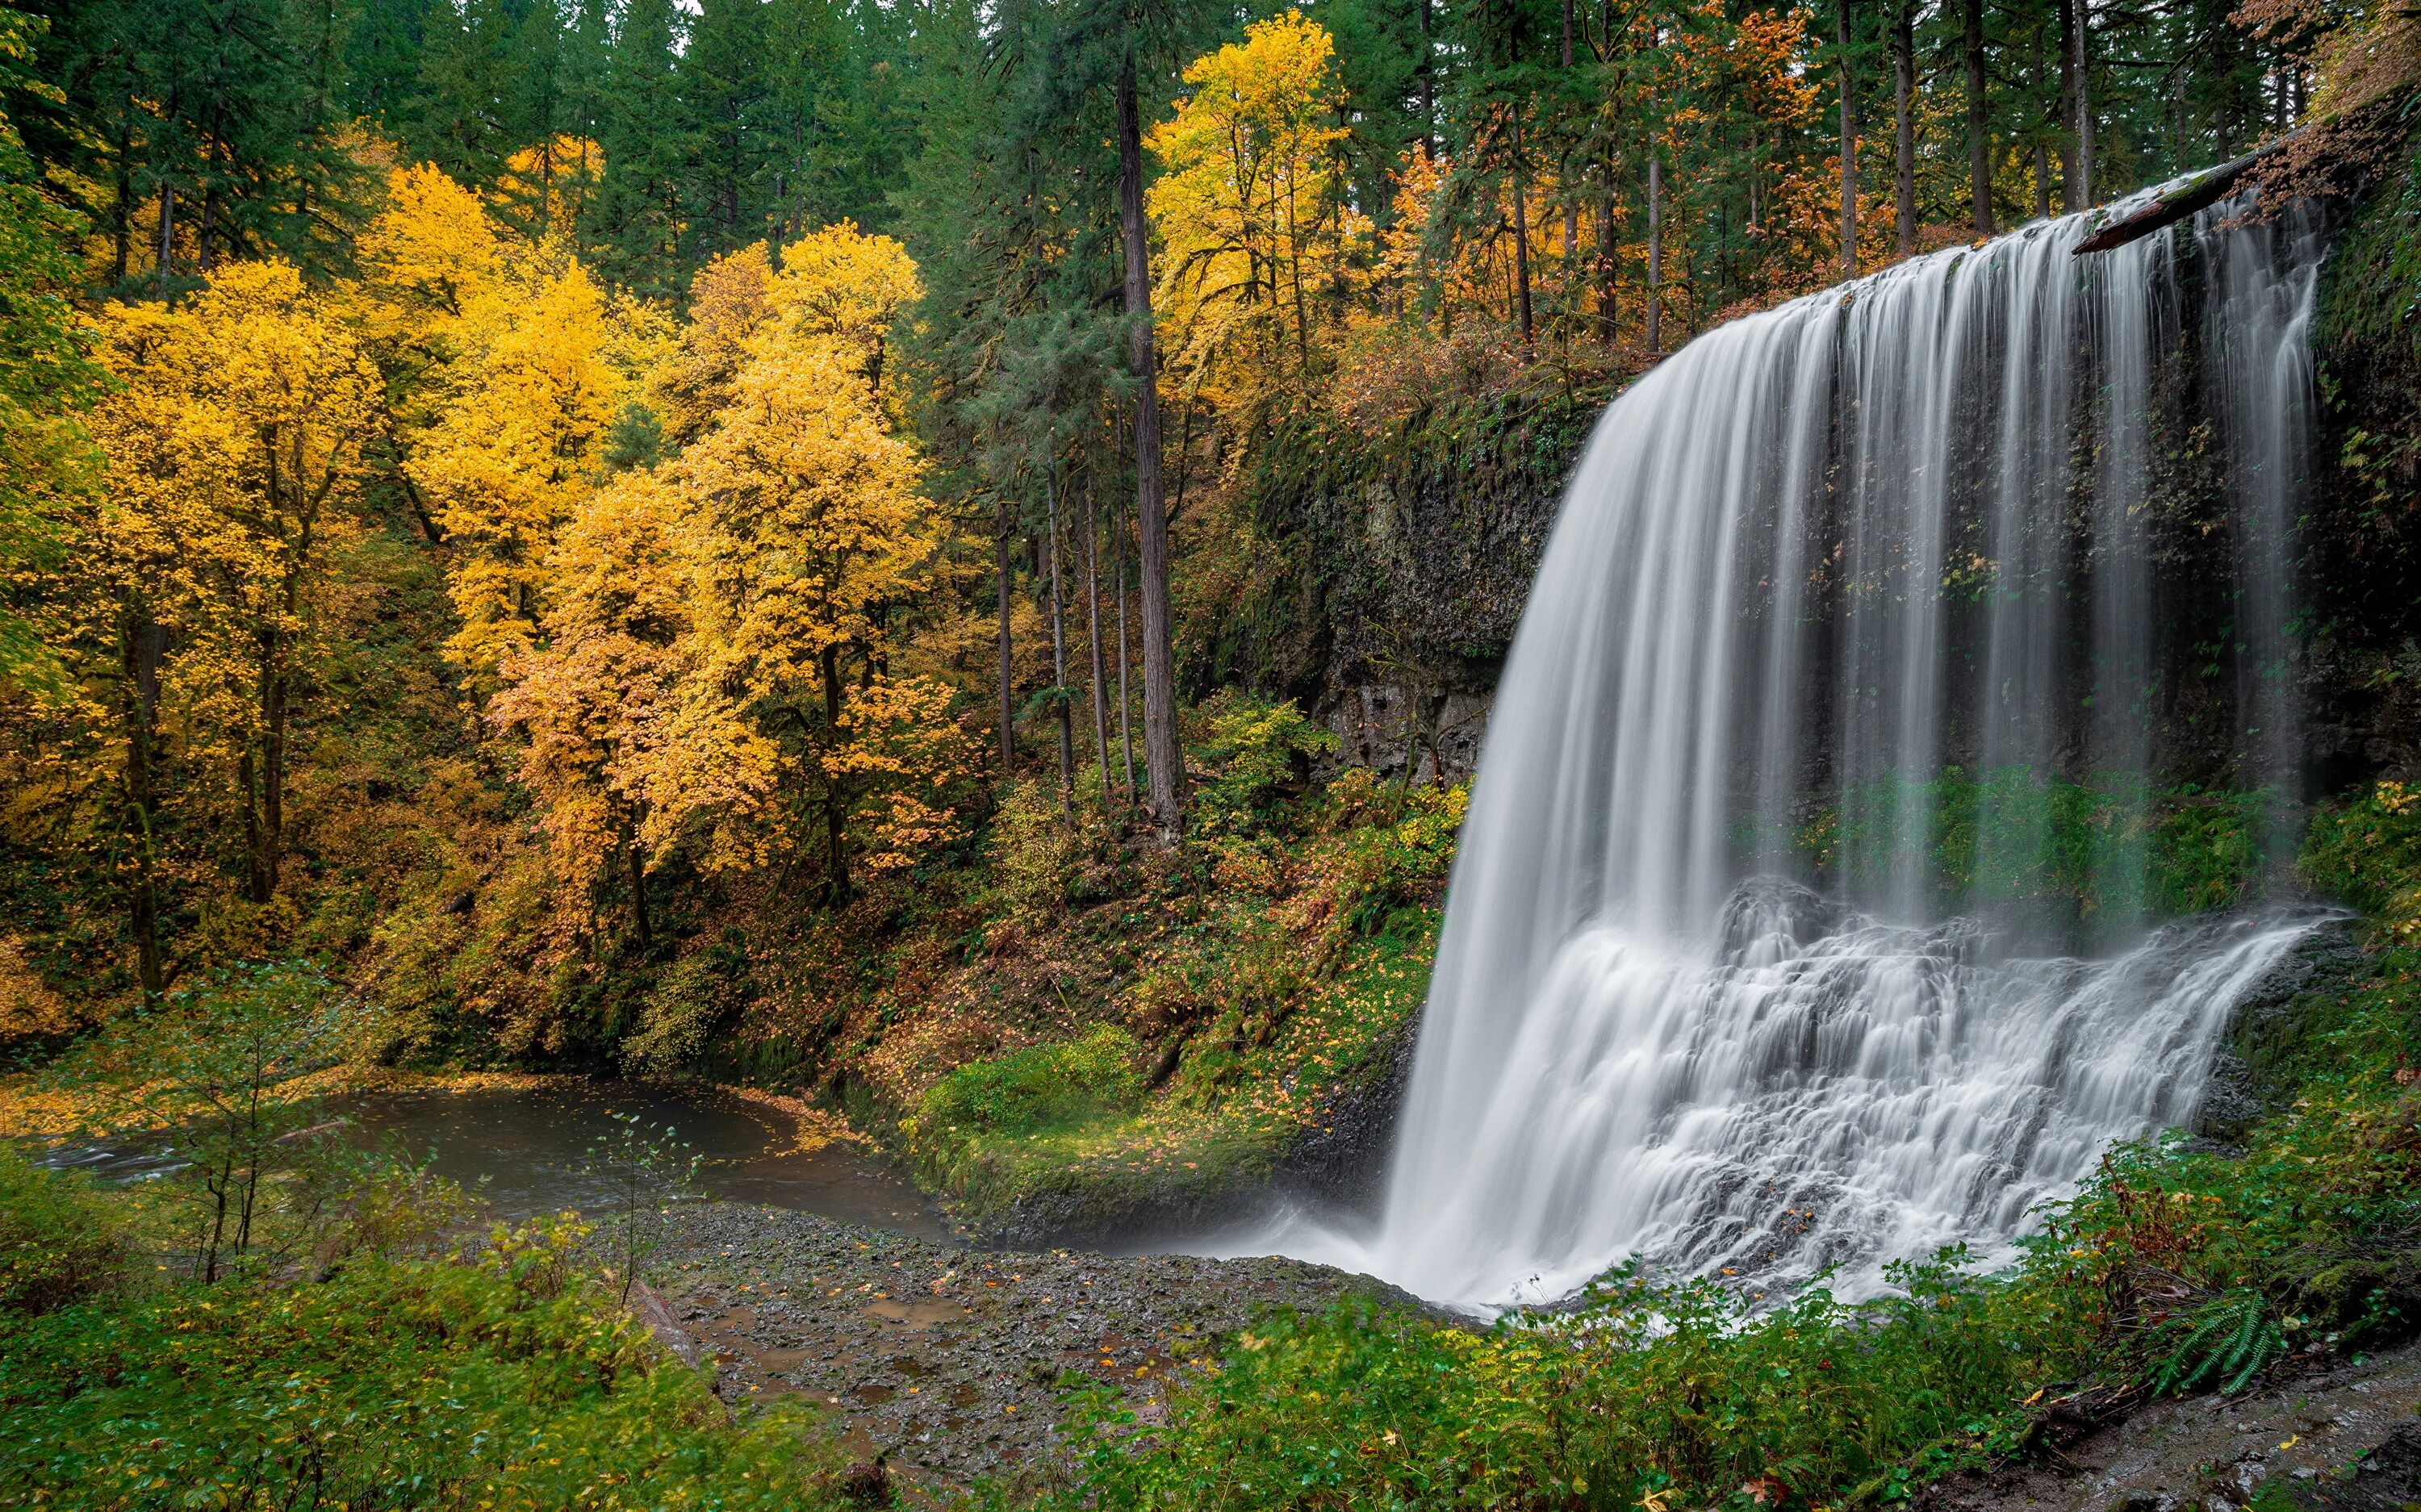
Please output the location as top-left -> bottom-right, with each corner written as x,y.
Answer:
1276,198 -> 2329,1311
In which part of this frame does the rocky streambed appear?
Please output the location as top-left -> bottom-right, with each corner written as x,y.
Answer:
659,1202 -> 1425,1496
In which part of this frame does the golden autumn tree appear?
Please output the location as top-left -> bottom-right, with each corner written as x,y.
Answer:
360,161 -> 668,690
80,261 -> 379,979
487,467 -> 688,954
633,224 -> 970,900
1147,11 -> 1366,411
646,242 -> 774,449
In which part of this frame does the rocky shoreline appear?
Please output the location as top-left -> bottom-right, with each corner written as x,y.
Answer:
659,1201 -> 1432,1497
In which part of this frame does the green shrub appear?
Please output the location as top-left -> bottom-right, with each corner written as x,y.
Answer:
988,775 -> 1082,920
0,1146 -> 125,1315
919,1024 -> 1143,1139
1191,691 -> 1338,838
2302,781 -> 2421,933
621,930 -> 755,1074
0,1215 -> 848,1509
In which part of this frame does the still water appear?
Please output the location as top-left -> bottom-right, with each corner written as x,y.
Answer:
33,1080 -> 947,1240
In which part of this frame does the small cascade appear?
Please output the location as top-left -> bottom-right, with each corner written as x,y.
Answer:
1260,195 -> 2335,1311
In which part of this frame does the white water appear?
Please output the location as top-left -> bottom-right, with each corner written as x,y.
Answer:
1241,197 -> 2331,1312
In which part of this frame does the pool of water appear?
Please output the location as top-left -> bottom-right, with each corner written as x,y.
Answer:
31,1081 -> 949,1240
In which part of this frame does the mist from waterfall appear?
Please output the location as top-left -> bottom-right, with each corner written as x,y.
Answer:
1238,196 -> 2333,1312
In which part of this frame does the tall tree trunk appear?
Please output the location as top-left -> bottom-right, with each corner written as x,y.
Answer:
243,630 -> 286,905
1117,528 -> 1135,808
1966,0 -> 1997,236
1894,5 -> 1917,254
1117,52 -> 1183,845
1045,470 -> 1073,818
1510,114 -> 1536,342
1083,474 -> 1111,811
2072,0 -> 2094,203
995,493 -> 1014,778
111,116 -> 133,286
1645,145 -> 1663,354
820,644 -> 850,903
154,183 -> 175,294
623,815 -> 651,953
2059,0 -> 2083,209
1561,0 -> 1578,265
1419,0 -> 1435,157
123,614 -> 166,997
1839,0 -> 1859,274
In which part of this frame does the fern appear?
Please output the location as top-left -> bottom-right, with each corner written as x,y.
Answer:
2149,1289 -> 2288,1396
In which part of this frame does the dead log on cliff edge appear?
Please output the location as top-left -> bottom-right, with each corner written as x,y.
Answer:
2071,132 -> 2304,255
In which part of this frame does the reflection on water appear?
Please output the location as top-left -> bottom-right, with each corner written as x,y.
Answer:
32,1081 -> 947,1240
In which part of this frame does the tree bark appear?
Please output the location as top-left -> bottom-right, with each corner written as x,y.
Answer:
624,816 -> 651,953
155,183 -> 175,294
123,613 -> 167,997
1117,52 -> 1183,845
1117,528 -> 1135,808
995,492 -> 1014,777
1966,0 -> 1996,236
1893,4 -> 1917,254
1839,0 -> 1859,274
1083,471 -> 1111,812
820,644 -> 849,903
1510,113 -> 1536,342
1045,468 -> 1073,818
1645,145 -> 1663,354
2070,132 -> 2297,253
2072,0 -> 2095,205
1562,0 -> 1578,265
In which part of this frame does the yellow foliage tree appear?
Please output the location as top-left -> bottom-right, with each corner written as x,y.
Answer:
617,228 -> 965,900
82,261 -> 379,977
647,242 -> 774,449
363,162 -> 671,687
487,467 -> 687,952
1147,11 -> 1366,411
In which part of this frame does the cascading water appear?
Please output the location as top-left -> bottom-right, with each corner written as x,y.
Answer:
1252,194 -> 2335,1312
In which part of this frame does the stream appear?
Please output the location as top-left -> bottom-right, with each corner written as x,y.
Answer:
31,1080 -> 949,1239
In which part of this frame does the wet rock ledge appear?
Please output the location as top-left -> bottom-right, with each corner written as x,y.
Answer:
664,1202 -> 1422,1494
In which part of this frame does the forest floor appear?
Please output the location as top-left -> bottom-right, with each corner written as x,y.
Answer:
658,1201 -> 1430,1498
1915,1339 -> 2421,1512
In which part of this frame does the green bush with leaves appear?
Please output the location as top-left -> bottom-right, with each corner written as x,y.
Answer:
0,1215 -> 849,1509
1190,691 -> 1339,838
0,1147 -> 124,1315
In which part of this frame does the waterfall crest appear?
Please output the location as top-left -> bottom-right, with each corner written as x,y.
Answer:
1269,198 -> 2333,1311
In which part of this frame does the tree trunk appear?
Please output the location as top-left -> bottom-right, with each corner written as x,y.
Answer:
821,644 -> 850,903
123,614 -> 167,997
1083,473 -> 1111,812
1510,114 -> 1536,342
1117,528 -> 1135,808
624,816 -> 651,954
244,629 -> 286,905
1645,145 -> 1663,354
1117,52 -> 1184,845
1965,0 -> 1996,236
2059,0 -> 2083,210
155,183 -> 175,294
1562,0 -> 1578,265
1839,0 -> 1859,274
2072,0 -> 2094,204
1045,469 -> 1073,818
1894,4 -> 1917,254
995,492 -> 1014,777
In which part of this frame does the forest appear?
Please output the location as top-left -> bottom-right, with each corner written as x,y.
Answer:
2,0 -> 2421,1500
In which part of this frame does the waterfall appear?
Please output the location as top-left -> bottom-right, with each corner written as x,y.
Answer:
1257,196 -> 2334,1311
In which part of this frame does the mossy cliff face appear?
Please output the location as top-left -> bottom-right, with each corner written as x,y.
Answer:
1189,143 -> 2421,798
